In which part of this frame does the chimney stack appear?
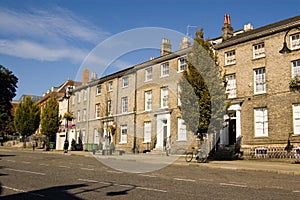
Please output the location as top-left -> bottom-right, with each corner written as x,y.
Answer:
179,36 -> 190,50
82,69 -> 89,85
160,38 -> 172,56
222,14 -> 233,41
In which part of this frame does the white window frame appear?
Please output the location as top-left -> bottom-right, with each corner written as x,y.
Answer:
108,81 -> 113,92
77,91 -> 81,103
254,108 -> 268,137
107,100 -> 112,116
177,84 -> 181,106
226,74 -> 237,98
178,56 -> 187,72
145,67 -> 152,82
293,104 -> 300,135
96,85 -> 102,95
82,109 -> 87,121
122,77 -> 129,88
161,62 -> 169,77
290,33 -> 300,50
145,90 -> 152,111
95,103 -> 101,118
292,60 -> 300,78
120,125 -> 127,144
83,89 -> 87,101
254,68 -> 266,94
161,87 -> 168,108
253,42 -> 265,59
121,97 -> 128,113
77,110 -> 81,122
225,50 -> 236,65
177,118 -> 187,141
143,121 -> 151,143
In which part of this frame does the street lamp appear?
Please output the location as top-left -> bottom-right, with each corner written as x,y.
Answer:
279,27 -> 300,54
63,86 -> 73,153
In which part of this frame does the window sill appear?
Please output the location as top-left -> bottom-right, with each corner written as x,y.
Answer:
160,75 -> 169,78
254,92 -> 266,96
119,142 -> 127,145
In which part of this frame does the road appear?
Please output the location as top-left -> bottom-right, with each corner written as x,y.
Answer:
0,149 -> 299,199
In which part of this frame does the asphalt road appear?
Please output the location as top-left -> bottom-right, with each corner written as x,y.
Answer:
0,149 -> 299,200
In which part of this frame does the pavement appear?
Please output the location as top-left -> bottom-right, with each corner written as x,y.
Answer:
1,146 -> 299,175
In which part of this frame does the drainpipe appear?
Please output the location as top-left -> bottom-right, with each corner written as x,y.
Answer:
133,69 -> 138,153
86,86 -> 91,151
115,77 -> 119,145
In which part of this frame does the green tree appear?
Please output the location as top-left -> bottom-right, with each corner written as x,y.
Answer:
14,96 -> 40,147
0,65 -> 18,137
40,96 -> 60,149
180,29 -> 226,135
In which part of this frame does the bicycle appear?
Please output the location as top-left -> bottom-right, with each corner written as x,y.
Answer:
185,147 -> 207,163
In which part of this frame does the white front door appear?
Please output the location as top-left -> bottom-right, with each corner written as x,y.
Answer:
156,114 -> 170,149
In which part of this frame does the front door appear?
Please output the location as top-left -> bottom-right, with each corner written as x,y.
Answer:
229,119 -> 236,145
156,114 -> 170,149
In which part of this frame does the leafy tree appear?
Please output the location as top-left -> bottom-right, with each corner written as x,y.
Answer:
0,65 -> 18,137
14,96 -> 40,147
40,96 -> 60,149
180,29 -> 226,136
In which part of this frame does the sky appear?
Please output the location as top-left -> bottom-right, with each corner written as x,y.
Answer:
0,0 -> 300,100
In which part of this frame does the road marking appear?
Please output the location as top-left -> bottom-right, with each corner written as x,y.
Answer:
59,165 -> 71,168
293,191 -> 300,193
39,163 -> 49,166
220,183 -> 247,188
174,178 -> 196,182
139,174 -> 157,178
2,186 -> 45,197
80,167 -> 94,171
78,178 -> 99,183
107,170 -> 123,174
6,168 -> 46,176
220,166 -> 238,170
137,186 -> 167,193
6,160 -> 16,163
21,161 -> 31,164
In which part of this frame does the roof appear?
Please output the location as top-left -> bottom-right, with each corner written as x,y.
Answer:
214,15 -> 300,50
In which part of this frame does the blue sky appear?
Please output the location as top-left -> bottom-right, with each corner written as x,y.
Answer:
0,0 -> 299,100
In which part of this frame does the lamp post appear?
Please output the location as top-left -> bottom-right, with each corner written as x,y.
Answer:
279,27 -> 300,54
63,86 -> 73,153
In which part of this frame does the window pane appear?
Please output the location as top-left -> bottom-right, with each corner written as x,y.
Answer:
144,122 -> 151,142
254,108 -> 268,137
254,68 -> 266,93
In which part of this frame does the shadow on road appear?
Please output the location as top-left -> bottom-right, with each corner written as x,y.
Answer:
1,184 -> 88,200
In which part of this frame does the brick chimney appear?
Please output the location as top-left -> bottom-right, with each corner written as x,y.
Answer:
222,14 -> 233,41
160,38 -> 172,56
82,69 -> 89,85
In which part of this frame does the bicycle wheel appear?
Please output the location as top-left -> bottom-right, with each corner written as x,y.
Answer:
185,152 -> 193,162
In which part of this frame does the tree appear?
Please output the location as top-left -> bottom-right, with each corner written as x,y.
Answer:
0,65 -> 18,137
180,29 -> 226,136
14,96 -> 40,147
40,96 -> 60,149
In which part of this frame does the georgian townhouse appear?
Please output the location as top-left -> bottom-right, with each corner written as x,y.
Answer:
214,15 -> 300,158
134,38 -> 194,154
94,67 -> 136,152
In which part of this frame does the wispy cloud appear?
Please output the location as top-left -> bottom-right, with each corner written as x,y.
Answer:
0,39 -> 87,63
0,7 -> 110,63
